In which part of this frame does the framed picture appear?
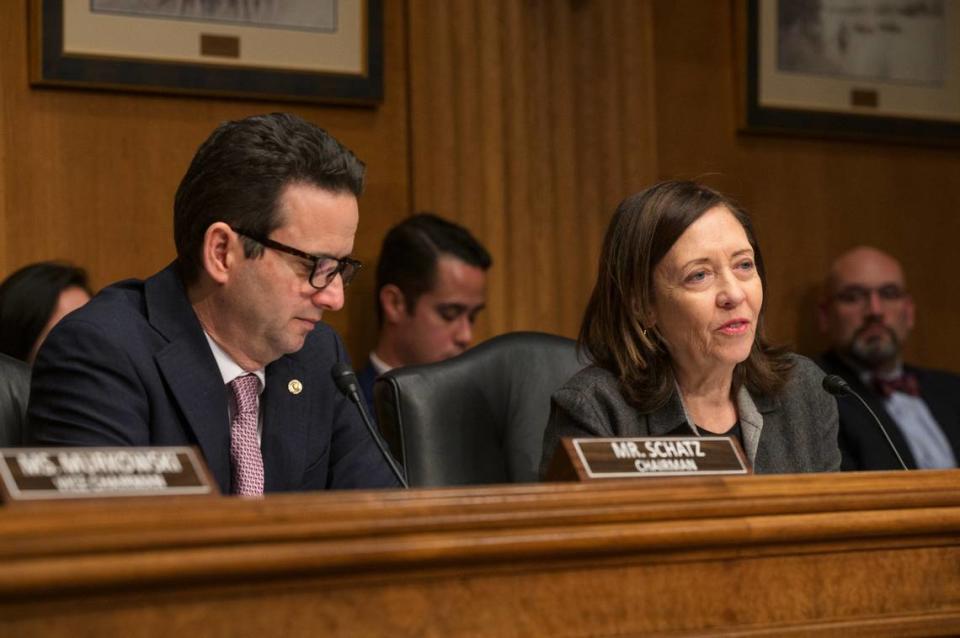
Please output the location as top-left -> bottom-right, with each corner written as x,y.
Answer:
30,0 -> 383,104
744,0 -> 960,144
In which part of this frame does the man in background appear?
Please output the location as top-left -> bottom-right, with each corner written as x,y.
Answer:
817,245 -> 960,470
358,213 -> 491,417
28,113 -> 398,493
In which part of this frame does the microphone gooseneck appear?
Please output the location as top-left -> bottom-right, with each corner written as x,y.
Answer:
330,363 -> 409,488
821,374 -> 909,471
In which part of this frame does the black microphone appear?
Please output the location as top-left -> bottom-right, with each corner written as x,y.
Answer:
330,362 -> 409,488
821,374 -> 909,470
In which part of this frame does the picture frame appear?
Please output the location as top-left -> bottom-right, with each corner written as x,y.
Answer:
743,0 -> 960,144
29,0 -> 383,105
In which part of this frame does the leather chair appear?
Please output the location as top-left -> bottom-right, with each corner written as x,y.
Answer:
374,331 -> 585,486
0,353 -> 30,446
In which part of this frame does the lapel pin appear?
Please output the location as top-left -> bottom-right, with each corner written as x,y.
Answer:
288,379 -> 303,395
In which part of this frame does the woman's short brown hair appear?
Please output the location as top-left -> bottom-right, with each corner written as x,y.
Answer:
580,180 -> 793,411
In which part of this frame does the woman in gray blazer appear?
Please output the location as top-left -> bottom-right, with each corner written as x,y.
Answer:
541,181 -> 840,476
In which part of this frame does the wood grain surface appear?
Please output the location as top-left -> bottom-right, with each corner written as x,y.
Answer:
2,0 -> 959,367
1,470 -> 959,636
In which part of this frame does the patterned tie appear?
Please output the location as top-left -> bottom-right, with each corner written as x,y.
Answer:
229,374 -> 264,496
874,372 -> 921,398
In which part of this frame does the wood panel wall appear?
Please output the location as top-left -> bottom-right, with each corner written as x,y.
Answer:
0,14 -> 7,278
406,0 -> 960,371
2,1 -> 959,370
4,471 -> 960,636
0,1 -> 411,363
406,0 -> 659,341
651,1 -> 960,369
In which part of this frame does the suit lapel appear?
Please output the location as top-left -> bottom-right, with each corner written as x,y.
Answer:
261,356 -> 309,492
736,386 -> 765,466
649,384 -> 769,469
839,364 -> 918,468
155,342 -> 231,491
647,391 -> 691,436
146,265 -> 233,493
913,367 -> 960,462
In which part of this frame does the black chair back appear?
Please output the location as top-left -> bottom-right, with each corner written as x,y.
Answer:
374,331 -> 585,486
0,353 -> 30,446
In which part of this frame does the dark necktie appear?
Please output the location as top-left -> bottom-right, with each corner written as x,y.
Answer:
873,372 -> 920,398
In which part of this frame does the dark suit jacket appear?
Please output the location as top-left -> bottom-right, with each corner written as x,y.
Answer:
0,353 -> 30,447
357,358 -> 378,422
817,350 -> 960,471
541,354 -> 840,476
27,263 -> 398,493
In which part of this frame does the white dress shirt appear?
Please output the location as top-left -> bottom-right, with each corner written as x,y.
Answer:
204,332 -> 266,444
867,367 -> 957,469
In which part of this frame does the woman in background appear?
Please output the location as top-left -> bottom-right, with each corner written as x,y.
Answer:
0,262 -> 91,364
540,181 -> 840,475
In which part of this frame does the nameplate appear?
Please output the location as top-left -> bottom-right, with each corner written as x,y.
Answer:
0,447 -> 218,502
547,437 -> 751,481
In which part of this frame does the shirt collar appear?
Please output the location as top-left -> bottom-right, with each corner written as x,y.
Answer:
835,351 -> 903,384
204,332 -> 266,391
369,351 -> 392,376
857,363 -> 904,384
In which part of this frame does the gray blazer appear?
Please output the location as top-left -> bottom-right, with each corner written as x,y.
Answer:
540,354 -> 841,476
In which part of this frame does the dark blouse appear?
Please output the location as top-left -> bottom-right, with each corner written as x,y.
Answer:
668,421 -> 744,448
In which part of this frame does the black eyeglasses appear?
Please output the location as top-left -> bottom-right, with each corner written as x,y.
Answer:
231,227 -> 362,290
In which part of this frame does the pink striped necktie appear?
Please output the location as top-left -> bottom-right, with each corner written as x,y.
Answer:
229,374 -> 264,496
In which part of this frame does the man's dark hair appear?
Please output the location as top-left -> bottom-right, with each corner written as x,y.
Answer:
174,112 -> 365,284
0,261 -> 90,362
375,213 -> 491,324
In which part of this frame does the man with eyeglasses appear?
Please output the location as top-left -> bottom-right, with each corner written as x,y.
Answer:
27,113 -> 399,493
817,246 -> 960,471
